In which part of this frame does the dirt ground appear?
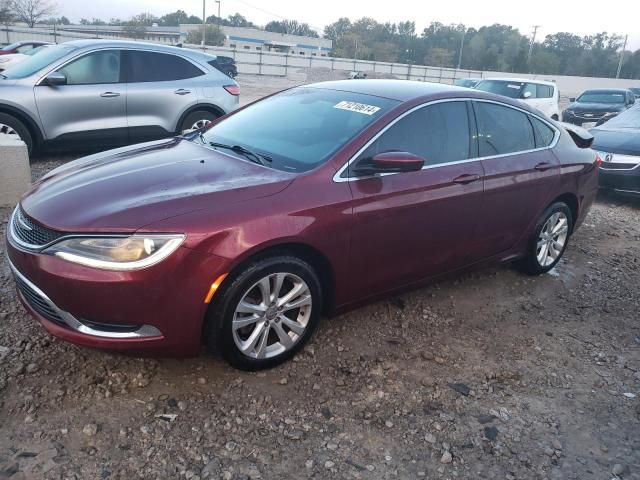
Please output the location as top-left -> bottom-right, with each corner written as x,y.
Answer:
1,76 -> 639,480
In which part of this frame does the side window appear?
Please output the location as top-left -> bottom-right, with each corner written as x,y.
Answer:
357,101 -> 471,168
474,102 -> 535,156
537,85 -> 553,98
530,116 -> 555,147
127,51 -> 205,83
16,44 -> 34,53
58,50 -> 121,85
523,83 -> 537,99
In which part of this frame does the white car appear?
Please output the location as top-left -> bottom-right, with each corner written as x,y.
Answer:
0,44 -> 52,72
474,77 -> 560,120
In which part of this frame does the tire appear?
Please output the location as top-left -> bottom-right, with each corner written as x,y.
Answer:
204,256 -> 322,371
517,202 -> 573,275
0,113 -> 33,155
178,110 -> 220,134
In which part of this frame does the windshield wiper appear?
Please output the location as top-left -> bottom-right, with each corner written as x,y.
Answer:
208,141 -> 272,166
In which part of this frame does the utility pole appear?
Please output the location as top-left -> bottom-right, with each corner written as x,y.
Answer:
201,0 -> 206,47
527,25 -> 540,66
616,34 -> 628,79
457,28 -> 466,70
216,0 -> 221,26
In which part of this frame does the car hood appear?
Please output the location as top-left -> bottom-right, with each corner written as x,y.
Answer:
568,102 -> 626,113
21,138 -> 295,232
590,127 -> 640,156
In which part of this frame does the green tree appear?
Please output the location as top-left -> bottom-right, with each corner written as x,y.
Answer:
186,24 -> 224,46
265,20 -> 318,38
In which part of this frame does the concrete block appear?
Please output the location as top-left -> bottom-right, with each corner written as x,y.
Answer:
0,136 -> 31,207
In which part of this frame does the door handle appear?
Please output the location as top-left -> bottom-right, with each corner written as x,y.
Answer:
100,92 -> 120,98
174,89 -> 191,95
534,162 -> 553,171
453,174 -> 481,184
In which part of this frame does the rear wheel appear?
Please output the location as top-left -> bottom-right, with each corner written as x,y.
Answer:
178,110 -> 220,134
0,113 -> 33,155
517,202 -> 572,275
204,256 -> 322,370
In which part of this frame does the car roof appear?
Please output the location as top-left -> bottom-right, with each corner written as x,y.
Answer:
480,77 -> 555,86
61,39 -> 216,60
581,88 -> 631,94
305,80 -> 467,102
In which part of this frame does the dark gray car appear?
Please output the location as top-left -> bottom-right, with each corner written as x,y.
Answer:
0,39 -> 239,154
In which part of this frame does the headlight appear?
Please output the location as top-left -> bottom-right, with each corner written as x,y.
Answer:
44,234 -> 185,270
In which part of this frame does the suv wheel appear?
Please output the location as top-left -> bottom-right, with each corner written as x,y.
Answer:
0,113 -> 33,155
204,256 -> 322,370
179,110 -> 220,134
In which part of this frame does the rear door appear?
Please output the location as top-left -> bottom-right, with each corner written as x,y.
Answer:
345,100 -> 485,300
34,49 -> 127,144
472,100 -> 560,258
124,50 -> 206,141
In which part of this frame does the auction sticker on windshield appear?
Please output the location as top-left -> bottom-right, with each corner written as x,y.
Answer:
334,101 -> 381,115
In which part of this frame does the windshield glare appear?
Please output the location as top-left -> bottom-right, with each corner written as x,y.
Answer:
2,45 -> 76,79
200,87 -> 398,173
475,80 -> 524,98
577,92 -> 625,104
1,42 -> 22,51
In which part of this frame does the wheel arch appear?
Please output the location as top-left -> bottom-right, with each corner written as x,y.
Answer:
549,192 -> 578,233
175,103 -> 225,134
0,105 -> 44,146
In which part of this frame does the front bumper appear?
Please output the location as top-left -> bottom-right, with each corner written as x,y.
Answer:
6,238 -> 230,357
561,111 -> 609,126
598,164 -> 640,197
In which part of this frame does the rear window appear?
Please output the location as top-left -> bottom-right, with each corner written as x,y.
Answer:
201,87 -> 399,173
127,51 -> 205,82
475,80 -> 524,99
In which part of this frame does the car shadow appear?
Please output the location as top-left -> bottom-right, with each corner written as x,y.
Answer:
596,189 -> 640,209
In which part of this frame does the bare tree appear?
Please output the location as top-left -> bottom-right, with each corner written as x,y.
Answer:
10,0 -> 57,28
0,0 -> 14,24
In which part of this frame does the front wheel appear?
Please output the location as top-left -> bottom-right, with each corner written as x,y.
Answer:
517,202 -> 572,275
0,113 -> 33,155
204,256 -> 322,370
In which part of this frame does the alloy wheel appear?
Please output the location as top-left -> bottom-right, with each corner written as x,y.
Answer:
536,211 -> 569,267
191,119 -> 212,130
232,272 -> 312,359
0,123 -> 21,140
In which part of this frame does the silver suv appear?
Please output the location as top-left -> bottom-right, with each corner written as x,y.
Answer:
0,39 -> 239,155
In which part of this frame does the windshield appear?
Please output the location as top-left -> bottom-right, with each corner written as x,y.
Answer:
454,79 -> 478,88
2,44 -> 76,79
475,80 -> 524,98
199,87 -> 399,173
577,91 -> 625,104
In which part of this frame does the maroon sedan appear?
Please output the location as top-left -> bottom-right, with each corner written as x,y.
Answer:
6,81 -> 600,370
0,41 -> 51,55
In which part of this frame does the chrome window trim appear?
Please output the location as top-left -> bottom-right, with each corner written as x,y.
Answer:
36,46 -> 207,87
332,97 -> 560,183
8,258 -> 162,339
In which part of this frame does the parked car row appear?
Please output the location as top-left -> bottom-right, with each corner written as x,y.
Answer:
0,39 -> 240,154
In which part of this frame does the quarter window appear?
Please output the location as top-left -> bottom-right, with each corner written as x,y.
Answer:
357,101 -> 471,167
127,51 -> 204,83
531,117 -> 555,147
58,50 -> 121,85
474,102 -> 535,156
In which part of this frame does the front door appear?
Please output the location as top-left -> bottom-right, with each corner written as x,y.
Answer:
345,100 -> 485,302
472,100 -> 560,258
34,49 -> 127,144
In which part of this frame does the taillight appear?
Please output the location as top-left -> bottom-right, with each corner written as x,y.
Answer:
224,85 -> 240,96
594,153 -> 603,168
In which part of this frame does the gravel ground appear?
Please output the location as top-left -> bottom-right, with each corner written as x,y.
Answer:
1,77 -> 639,480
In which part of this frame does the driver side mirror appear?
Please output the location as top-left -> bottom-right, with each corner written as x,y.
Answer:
353,151 -> 425,176
43,72 -> 67,86
522,91 -> 533,99
569,97 -> 576,103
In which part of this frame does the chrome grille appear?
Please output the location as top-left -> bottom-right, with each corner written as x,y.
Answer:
10,207 -> 64,248
13,273 -> 66,326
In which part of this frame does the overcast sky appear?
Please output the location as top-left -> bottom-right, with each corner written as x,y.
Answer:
57,0 -> 640,50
